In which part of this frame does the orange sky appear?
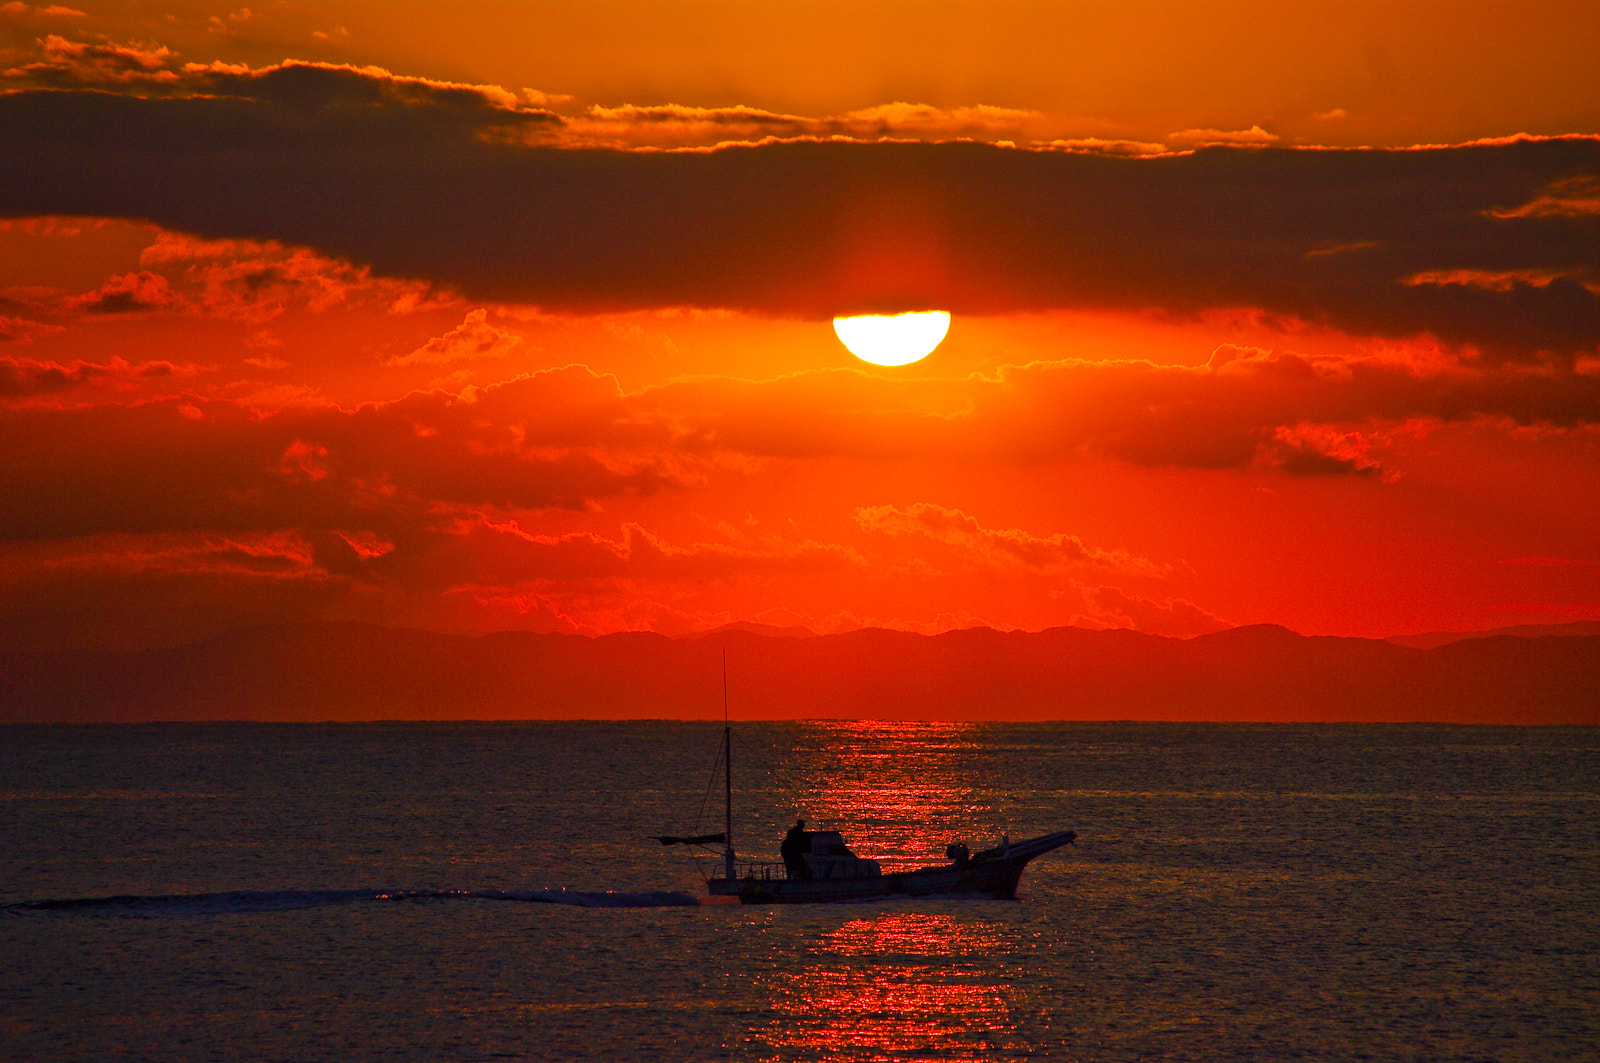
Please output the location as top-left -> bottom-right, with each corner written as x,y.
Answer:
0,2 -> 1597,653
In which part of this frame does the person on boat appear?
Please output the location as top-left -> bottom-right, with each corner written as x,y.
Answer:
780,818 -> 812,880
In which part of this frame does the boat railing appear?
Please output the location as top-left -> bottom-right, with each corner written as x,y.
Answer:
730,857 -> 899,881
728,846 -> 1021,881
732,856 -> 946,876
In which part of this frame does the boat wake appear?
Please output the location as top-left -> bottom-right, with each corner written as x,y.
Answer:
6,887 -> 702,916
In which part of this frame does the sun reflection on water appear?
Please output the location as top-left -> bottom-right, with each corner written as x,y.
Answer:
780,720 -> 1003,864
810,912 -> 1009,958
750,913 -> 1025,1060
728,723 -> 1042,1057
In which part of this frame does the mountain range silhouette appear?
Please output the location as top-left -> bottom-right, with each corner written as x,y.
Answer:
3,622 -> 1594,724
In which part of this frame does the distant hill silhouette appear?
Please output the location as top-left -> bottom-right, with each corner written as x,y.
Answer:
1386,620 -> 1600,650
2,622 -> 1594,724
698,621 -> 816,639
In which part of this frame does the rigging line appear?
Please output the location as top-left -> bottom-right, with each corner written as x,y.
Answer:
682,732 -> 725,882
691,727 -> 723,835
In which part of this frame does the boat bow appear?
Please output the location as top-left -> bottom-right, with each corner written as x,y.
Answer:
988,829 -> 1076,863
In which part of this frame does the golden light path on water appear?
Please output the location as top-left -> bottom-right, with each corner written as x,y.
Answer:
756,913 -> 1024,1058
793,720 -> 998,861
746,720 -> 1027,1058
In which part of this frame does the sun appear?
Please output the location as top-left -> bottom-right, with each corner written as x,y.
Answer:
832,311 -> 951,366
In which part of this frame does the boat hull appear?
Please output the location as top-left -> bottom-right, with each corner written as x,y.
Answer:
708,830 -> 1075,905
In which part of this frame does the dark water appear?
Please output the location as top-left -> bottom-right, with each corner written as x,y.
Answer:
2,721 -> 1596,1062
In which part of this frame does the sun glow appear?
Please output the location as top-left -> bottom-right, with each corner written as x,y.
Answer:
833,311 -> 951,366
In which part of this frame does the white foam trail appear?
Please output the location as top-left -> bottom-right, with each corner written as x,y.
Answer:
8,887 -> 702,916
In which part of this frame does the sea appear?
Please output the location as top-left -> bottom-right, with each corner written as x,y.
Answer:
2,721 -> 1596,1062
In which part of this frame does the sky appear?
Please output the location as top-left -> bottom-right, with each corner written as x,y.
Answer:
1,0 -> 1597,653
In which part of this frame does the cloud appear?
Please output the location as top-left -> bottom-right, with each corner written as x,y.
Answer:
65,271 -> 178,314
388,308 -> 523,366
1404,268 -> 1596,292
0,513 -> 862,650
4,71 -> 1595,359
1040,137 -> 1168,157
0,226 -> 451,331
0,315 -> 64,344
4,34 -> 178,85
0,347 -> 1594,657
428,519 -> 858,587
206,7 -> 253,36
1076,585 -> 1231,638
0,346 -> 1590,647
855,502 -> 1165,574
1486,175 -> 1600,218
0,3 -> 87,19
836,101 -> 1043,139
131,230 -> 451,322
559,100 -> 1050,149
1165,125 -> 1279,148
0,354 -> 199,398
9,530 -> 316,579
642,349 -> 1600,472
184,59 -> 554,118
1262,423 -> 1386,478
181,247 -> 366,321
0,533 -> 341,652
2,38 -> 556,120
0,365 -> 680,543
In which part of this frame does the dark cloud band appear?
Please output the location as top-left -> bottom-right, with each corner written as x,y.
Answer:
2,71 -> 1598,358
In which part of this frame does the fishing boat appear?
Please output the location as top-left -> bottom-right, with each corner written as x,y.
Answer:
704,822 -> 1078,905
653,674 -> 1076,904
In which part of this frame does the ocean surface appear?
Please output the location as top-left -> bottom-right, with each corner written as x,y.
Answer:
2,721 -> 1597,1062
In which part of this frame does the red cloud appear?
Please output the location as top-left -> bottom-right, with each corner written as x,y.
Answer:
136,232 -> 450,322
66,272 -> 177,314
1077,584 -> 1232,638
0,347 -> 1588,649
854,503 -> 1164,575
0,343 -> 1592,652
0,315 -> 65,344
640,350 -> 1600,472
0,354 -> 199,398
0,365 -> 683,544
1263,423 -> 1387,478
388,309 -> 523,366
401,518 -> 858,591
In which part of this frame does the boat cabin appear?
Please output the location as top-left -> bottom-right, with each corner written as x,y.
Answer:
802,830 -> 881,881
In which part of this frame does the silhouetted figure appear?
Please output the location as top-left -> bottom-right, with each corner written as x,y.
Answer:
780,818 -> 812,880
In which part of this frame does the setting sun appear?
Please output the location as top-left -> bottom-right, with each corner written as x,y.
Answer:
832,311 -> 952,366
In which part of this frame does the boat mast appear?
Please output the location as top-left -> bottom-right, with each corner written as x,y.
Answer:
723,649 -> 734,881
